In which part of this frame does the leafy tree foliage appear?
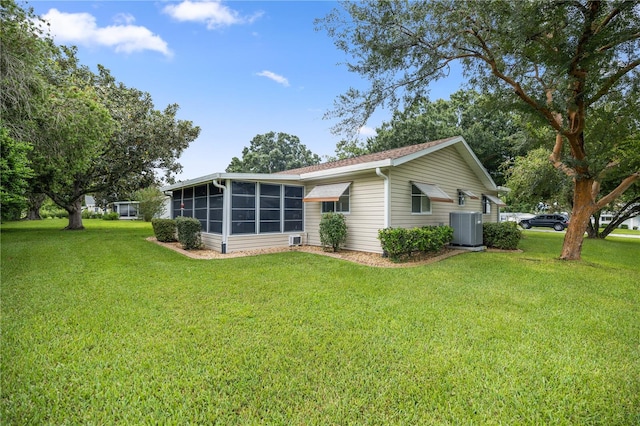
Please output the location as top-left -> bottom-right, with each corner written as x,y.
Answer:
134,187 -> 167,222
318,0 -> 640,260
0,126 -> 33,220
342,90 -> 541,185
226,132 -> 321,173
1,1 -> 201,230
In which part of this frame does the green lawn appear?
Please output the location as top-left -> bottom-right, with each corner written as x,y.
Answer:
2,219 -> 639,424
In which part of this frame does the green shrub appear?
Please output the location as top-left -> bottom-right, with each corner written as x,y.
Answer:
134,187 -> 167,222
378,226 -> 453,261
319,212 -> 348,252
620,224 -> 629,230
102,212 -> 120,221
152,218 -> 177,242
81,210 -> 92,219
176,217 -> 202,250
483,221 -> 522,250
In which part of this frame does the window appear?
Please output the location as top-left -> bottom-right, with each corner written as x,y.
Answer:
259,184 -> 281,233
321,186 -> 350,213
411,184 -> 431,214
482,195 -> 491,214
458,191 -> 466,206
231,181 -> 256,234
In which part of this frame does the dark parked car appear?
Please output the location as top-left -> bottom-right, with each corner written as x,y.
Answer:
519,214 -> 569,231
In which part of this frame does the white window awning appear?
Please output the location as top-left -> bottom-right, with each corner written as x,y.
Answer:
304,182 -> 351,202
412,182 -> 453,203
458,189 -> 480,199
483,194 -> 506,207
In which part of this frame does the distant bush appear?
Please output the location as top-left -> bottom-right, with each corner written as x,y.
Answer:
620,224 -> 629,230
378,226 -> 453,261
176,217 -> 202,250
134,187 -> 167,222
483,221 -> 522,250
102,212 -> 120,221
319,212 -> 348,252
152,218 -> 177,242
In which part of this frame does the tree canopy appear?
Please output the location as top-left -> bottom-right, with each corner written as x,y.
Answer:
318,0 -> 640,260
1,0 -> 200,229
337,90 -> 541,186
226,132 -> 321,173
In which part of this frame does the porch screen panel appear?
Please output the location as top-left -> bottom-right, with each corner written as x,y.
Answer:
231,181 -> 256,234
259,184 -> 281,233
194,184 -> 208,230
181,186 -> 194,218
284,185 -> 304,232
172,190 -> 182,218
208,183 -> 223,234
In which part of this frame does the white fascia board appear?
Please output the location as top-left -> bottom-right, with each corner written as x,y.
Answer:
299,159 -> 392,180
160,172 -> 302,192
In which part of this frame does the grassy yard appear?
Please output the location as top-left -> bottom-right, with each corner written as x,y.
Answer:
1,219 -> 639,424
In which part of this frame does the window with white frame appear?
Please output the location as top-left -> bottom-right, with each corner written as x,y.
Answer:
458,191 -> 466,206
411,184 -> 432,214
321,186 -> 350,213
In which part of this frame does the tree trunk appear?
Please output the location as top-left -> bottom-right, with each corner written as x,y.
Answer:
26,193 -> 45,220
64,198 -> 84,230
560,178 -> 596,260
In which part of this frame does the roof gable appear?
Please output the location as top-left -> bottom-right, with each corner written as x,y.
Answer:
280,136 -> 497,190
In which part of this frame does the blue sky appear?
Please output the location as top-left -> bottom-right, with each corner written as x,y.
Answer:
30,0 -> 464,181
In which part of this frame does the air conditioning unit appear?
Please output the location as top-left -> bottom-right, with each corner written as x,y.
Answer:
289,235 -> 302,246
450,212 -> 483,247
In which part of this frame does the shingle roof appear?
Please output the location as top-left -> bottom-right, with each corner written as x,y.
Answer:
278,136 -> 459,175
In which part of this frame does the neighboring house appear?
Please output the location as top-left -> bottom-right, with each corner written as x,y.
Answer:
83,195 -> 104,214
596,211 -> 640,230
161,136 -> 506,254
109,201 -> 140,220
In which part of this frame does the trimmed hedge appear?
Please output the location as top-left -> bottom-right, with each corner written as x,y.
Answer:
378,226 -> 453,261
176,217 -> 202,250
483,221 -> 522,250
152,218 -> 177,242
319,212 -> 348,252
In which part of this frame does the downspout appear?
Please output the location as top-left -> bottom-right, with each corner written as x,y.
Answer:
376,167 -> 390,228
211,178 -> 228,254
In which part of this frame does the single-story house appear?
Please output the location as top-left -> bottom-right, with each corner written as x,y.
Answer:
109,201 -> 140,219
161,136 -> 506,254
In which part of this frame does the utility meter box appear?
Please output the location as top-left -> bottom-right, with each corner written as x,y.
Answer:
450,212 -> 483,247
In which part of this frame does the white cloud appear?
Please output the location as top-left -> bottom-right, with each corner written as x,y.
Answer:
40,9 -> 172,57
162,0 -> 263,30
358,126 -> 377,137
256,70 -> 290,87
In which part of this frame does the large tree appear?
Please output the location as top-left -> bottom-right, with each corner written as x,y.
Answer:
32,58 -> 200,230
318,0 -> 640,260
226,132 -> 321,173
2,0 -> 201,229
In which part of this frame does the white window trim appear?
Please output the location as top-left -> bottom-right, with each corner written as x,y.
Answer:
411,184 -> 432,215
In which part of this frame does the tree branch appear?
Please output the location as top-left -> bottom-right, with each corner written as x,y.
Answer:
595,171 -> 640,209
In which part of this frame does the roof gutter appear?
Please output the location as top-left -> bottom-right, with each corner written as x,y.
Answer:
376,167 -> 390,228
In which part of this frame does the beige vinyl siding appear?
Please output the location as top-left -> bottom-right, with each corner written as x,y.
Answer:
304,172 -> 386,253
227,233 -> 303,253
390,145 -> 498,228
201,233 -> 223,252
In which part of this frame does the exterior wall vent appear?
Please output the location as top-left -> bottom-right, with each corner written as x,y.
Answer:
289,235 -> 302,246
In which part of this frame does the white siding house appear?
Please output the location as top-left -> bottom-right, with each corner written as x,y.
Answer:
161,136 -> 506,254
